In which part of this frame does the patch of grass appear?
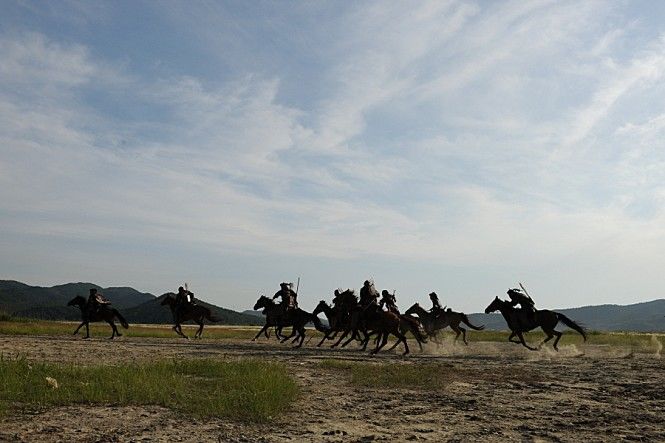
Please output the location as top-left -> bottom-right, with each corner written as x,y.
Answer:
0,311 -> 29,323
0,356 -> 297,422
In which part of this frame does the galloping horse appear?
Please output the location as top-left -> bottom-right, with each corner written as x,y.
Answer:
485,297 -> 586,351
331,304 -> 412,355
404,303 -> 484,345
252,296 -> 329,347
67,296 -> 129,339
160,293 -> 219,339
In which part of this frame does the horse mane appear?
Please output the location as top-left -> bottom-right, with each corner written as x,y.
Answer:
67,295 -> 87,306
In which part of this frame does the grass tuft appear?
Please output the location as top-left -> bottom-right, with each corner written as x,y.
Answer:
0,356 -> 297,422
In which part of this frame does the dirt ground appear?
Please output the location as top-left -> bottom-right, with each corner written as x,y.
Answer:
0,334 -> 663,443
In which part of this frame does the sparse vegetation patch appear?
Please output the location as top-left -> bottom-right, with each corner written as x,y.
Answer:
0,356 -> 297,422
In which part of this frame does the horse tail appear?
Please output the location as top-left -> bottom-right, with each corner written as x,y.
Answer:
402,315 -> 428,343
311,314 -> 329,333
114,310 -> 129,329
556,312 -> 587,341
461,313 -> 485,330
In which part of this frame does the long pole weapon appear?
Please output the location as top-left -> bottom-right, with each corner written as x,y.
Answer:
519,282 -> 532,301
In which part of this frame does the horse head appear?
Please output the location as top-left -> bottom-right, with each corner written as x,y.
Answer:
312,300 -> 330,316
67,296 -> 86,309
484,296 -> 504,314
160,293 -> 176,307
253,295 -> 274,311
404,303 -> 422,316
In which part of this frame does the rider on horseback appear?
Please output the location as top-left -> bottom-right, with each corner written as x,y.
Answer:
359,280 -> 379,311
429,291 -> 444,318
175,286 -> 195,323
507,287 -> 536,325
87,288 -> 111,316
379,290 -> 400,314
273,282 -> 298,315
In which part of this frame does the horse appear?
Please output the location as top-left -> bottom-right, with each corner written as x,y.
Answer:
160,293 -> 219,339
252,296 -> 329,347
252,297 -> 291,342
331,304 -> 411,355
67,296 -> 129,339
484,296 -> 586,351
404,303 -> 484,345
312,300 -> 366,347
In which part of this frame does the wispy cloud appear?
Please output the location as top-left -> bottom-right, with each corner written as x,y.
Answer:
3,2 -> 665,310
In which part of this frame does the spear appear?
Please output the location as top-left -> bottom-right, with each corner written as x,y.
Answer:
519,282 -> 533,301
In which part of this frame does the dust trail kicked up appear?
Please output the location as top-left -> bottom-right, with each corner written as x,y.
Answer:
651,334 -> 662,358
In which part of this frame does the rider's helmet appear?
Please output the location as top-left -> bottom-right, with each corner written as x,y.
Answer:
429,291 -> 437,300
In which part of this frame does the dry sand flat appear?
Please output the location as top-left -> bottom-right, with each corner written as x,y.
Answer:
0,335 -> 663,442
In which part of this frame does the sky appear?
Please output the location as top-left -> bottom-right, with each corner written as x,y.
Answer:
2,0 -> 665,314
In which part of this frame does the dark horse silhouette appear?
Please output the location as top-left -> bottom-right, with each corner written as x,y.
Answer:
67,296 -> 129,339
160,293 -> 219,339
330,304 -> 412,355
404,303 -> 484,345
485,297 -> 586,351
252,296 -> 329,347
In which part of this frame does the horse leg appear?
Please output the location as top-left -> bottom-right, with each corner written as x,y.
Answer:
551,329 -> 563,351
508,331 -> 521,344
295,328 -> 306,348
459,326 -> 467,345
73,322 -> 85,335
332,329 -> 351,348
107,320 -> 117,339
451,325 -> 461,344
317,330 -> 332,347
175,323 -> 188,339
196,321 -> 204,339
84,322 -> 90,339
280,327 -> 297,343
398,331 -> 410,355
516,331 -> 537,351
360,331 -> 375,351
371,332 -> 388,355
253,324 -> 270,341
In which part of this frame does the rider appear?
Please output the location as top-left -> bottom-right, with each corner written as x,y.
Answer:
429,291 -> 443,317
379,290 -> 400,314
359,280 -> 379,310
273,282 -> 298,314
175,286 -> 195,323
507,287 -> 536,325
87,288 -> 111,316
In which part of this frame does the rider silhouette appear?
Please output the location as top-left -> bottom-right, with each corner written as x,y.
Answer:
273,282 -> 297,314
507,288 -> 536,325
175,286 -> 194,323
359,280 -> 379,310
379,290 -> 399,314
429,291 -> 443,317
87,288 -> 110,316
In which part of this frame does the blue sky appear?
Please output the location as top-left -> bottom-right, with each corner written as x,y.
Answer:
2,0 -> 665,313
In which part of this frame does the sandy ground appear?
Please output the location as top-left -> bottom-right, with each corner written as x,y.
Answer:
0,334 -> 663,443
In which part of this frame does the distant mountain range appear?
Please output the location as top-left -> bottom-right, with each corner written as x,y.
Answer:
0,280 -> 262,325
1,280 -> 664,331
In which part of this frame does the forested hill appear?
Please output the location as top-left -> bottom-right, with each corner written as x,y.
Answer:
0,280 -> 261,325
467,299 -> 665,332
